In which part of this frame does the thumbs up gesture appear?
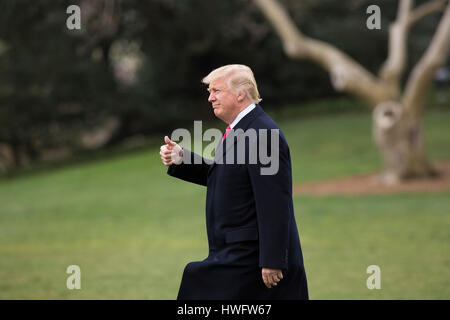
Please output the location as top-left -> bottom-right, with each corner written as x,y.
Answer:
160,136 -> 183,166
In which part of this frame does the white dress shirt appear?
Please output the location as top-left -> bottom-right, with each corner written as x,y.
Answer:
229,103 -> 256,129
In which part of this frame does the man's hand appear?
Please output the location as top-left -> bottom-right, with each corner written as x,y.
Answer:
262,268 -> 283,288
160,136 -> 183,166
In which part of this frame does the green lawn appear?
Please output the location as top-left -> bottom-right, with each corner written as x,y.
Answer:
0,108 -> 449,299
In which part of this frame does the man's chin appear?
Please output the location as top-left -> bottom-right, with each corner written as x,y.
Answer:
213,109 -> 226,122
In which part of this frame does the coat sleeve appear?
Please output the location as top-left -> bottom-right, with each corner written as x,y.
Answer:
247,130 -> 292,270
167,148 -> 211,186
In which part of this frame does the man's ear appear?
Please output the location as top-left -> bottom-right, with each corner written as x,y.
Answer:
237,89 -> 246,102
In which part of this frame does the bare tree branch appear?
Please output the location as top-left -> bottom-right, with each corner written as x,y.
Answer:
407,0 -> 448,27
378,0 -> 446,92
378,0 -> 412,96
403,2 -> 450,117
252,0 -> 305,57
253,0 -> 391,106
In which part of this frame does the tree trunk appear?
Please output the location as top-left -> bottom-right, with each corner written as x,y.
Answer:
372,101 -> 439,184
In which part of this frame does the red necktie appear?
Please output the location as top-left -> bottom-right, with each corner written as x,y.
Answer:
222,125 -> 231,143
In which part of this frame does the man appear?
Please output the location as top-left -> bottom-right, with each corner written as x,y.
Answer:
160,64 -> 308,299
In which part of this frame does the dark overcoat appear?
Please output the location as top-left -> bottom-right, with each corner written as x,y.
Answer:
167,104 -> 308,299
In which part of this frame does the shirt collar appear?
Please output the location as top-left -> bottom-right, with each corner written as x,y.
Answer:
229,103 -> 256,129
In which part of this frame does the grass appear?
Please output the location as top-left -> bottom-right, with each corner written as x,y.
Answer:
0,105 -> 449,299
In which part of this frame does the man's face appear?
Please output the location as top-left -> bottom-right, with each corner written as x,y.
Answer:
207,77 -> 239,124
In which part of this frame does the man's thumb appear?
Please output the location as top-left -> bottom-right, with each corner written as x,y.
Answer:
164,136 -> 175,146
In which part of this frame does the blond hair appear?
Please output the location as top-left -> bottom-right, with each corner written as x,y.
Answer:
202,64 -> 262,104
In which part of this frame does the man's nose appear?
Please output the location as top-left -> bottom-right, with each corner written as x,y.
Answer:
208,92 -> 215,102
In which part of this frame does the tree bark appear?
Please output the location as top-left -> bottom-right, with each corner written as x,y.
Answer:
372,102 -> 438,184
